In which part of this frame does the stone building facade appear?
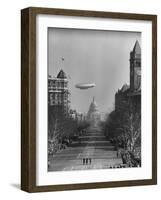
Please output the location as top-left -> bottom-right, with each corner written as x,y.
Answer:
115,41 -> 141,113
130,40 -> 141,92
48,69 -> 70,115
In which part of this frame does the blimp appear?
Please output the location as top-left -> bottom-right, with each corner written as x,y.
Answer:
75,83 -> 96,89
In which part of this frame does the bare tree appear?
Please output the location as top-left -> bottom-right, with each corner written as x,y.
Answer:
103,99 -> 141,166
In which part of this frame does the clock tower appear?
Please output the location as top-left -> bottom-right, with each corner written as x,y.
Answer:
130,41 -> 141,91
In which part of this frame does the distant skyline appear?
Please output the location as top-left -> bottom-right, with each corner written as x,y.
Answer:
48,28 -> 141,115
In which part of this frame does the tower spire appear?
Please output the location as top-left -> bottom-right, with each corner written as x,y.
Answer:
133,40 -> 141,54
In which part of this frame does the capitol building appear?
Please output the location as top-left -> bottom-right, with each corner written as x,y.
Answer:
87,97 -> 101,128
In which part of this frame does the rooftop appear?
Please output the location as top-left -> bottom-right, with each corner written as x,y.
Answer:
133,40 -> 141,55
57,69 -> 67,79
121,84 -> 130,92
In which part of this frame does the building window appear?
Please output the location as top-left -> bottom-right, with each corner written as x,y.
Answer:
61,82 -> 63,88
55,82 -> 58,88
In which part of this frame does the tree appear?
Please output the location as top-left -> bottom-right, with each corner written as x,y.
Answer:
48,107 -> 90,154
77,120 -> 90,133
103,99 -> 141,166
117,100 -> 141,153
48,107 -> 78,153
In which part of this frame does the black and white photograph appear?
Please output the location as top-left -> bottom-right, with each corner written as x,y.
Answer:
48,28 -> 141,172
20,7 -> 157,192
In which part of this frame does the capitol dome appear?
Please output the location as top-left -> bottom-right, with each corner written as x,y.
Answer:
87,97 -> 100,127
88,97 -> 99,113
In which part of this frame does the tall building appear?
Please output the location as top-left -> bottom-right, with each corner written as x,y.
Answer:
129,41 -> 141,112
130,40 -> 141,91
115,41 -> 141,112
87,97 -> 101,127
48,69 -> 70,115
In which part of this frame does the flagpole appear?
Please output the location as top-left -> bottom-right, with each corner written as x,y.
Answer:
61,57 -> 64,70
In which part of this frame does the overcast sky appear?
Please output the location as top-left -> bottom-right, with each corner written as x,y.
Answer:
48,28 -> 141,115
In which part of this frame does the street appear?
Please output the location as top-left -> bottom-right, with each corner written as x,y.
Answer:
48,127 -> 122,171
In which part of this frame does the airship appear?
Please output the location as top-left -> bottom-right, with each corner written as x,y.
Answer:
75,83 -> 96,89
